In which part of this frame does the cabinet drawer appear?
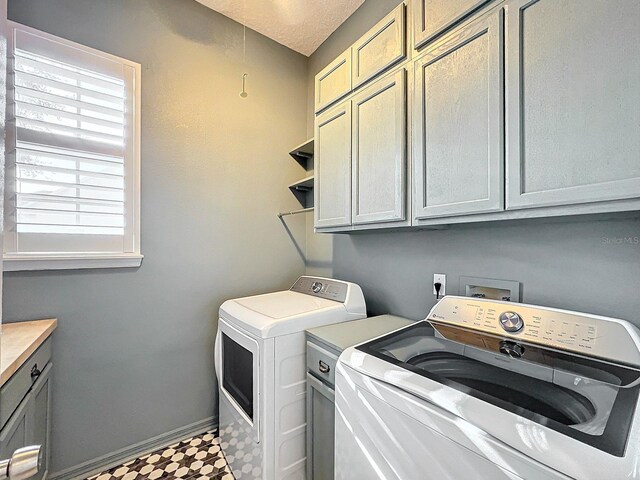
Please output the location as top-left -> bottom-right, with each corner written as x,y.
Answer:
306,342 -> 338,387
0,338 -> 52,430
315,48 -> 352,113
352,3 -> 406,89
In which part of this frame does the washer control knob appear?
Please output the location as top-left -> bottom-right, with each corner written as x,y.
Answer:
499,311 -> 524,332
311,281 -> 323,293
499,341 -> 525,359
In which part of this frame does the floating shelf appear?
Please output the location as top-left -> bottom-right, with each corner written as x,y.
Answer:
278,138 -> 315,218
288,175 -> 314,207
289,138 -> 314,169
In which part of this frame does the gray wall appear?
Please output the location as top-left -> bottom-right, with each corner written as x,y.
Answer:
306,0 -> 640,322
5,0 -> 308,474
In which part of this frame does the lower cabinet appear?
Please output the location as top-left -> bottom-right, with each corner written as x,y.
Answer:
30,364 -> 53,480
0,355 -> 52,479
0,393 -> 30,459
306,373 -> 335,480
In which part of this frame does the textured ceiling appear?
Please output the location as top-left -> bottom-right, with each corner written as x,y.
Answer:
195,0 -> 365,56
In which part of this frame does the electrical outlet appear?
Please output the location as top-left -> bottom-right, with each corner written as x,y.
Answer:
433,273 -> 446,296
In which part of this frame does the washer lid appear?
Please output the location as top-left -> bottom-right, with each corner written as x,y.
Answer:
220,290 -> 350,338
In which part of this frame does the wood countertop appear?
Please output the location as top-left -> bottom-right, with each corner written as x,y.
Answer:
1,319 -> 57,387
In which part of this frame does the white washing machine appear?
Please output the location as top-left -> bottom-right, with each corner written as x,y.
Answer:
215,276 -> 366,479
335,296 -> 640,480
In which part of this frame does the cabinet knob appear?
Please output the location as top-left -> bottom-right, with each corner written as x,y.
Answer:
30,364 -> 41,381
318,360 -> 330,374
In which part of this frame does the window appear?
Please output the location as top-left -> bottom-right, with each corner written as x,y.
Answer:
3,22 -> 142,271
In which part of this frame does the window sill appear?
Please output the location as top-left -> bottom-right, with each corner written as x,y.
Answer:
3,253 -> 144,272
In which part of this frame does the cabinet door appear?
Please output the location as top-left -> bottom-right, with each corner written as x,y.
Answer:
315,49 -> 352,113
29,364 -> 52,480
315,102 -> 352,228
306,374 -> 335,480
352,4 -> 406,89
0,393 -> 29,459
413,9 -> 503,220
505,0 -> 640,210
413,0 -> 491,49
352,69 -> 407,225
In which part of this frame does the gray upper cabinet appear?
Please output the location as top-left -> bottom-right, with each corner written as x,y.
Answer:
352,4 -> 407,90
505,0 -> 640,210
315,49 -> 352,113
315,102 -> 352,228
352,69 -> 407,224
413,0 -> 491,50
413,8 -> 504,220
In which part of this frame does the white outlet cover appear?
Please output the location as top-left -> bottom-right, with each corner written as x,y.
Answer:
433,274 -> 446,296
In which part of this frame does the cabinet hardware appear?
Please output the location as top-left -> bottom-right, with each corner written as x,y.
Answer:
30,364 -> 41,381
318,360 -> 330,374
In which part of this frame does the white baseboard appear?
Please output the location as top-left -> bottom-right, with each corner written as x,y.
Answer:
50,417 -> 217,480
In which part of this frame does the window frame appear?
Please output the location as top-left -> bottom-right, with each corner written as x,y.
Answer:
3,21 -> 142,271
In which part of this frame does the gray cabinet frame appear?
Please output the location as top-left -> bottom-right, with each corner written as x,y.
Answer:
413,7 -> 504,219
314,102 -> 353,228
504,0 -> 640,210
413,0 -> 491,50
306,373 -> 335,480
352,4 -> 407,89
0,363 -> 52,480
315,49 -> 352,114
352,68 -> 407,225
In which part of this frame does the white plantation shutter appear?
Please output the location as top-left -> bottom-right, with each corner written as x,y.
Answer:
4,22 -> 141,268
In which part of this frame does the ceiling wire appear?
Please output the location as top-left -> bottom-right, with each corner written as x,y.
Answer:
240,0 -> 248,98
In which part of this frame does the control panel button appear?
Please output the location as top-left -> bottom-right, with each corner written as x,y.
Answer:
499,311 -> 524,333
311,281 -> 323,293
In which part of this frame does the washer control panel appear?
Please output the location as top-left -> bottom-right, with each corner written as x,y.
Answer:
427,296 -> 640,366
291,276 -> 348,302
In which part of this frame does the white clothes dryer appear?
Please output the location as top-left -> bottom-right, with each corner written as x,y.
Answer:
215,276 -> 366,479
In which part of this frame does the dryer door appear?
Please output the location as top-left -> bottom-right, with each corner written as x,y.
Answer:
215,318 -> 260,443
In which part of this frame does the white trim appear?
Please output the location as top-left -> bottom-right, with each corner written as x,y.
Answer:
3,253 -> 143,271
8,20 -> 141,71
3,21 -> 142,266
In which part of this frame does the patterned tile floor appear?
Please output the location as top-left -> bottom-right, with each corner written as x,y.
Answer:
87,430 -> 234,480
